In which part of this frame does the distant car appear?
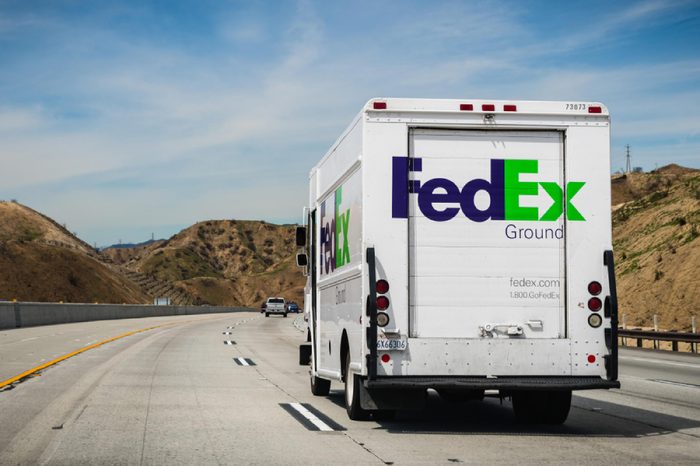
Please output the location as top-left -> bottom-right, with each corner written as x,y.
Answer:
265,297 -> 286,317
287,302 -> 299,313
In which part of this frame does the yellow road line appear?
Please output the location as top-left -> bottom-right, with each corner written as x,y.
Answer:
0,323 -> 171,390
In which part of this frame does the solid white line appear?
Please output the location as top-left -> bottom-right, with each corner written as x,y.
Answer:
651,379 -> 699,389
620,356 -> 700,369
237,357 -> 249,366
289,403 -> 334,431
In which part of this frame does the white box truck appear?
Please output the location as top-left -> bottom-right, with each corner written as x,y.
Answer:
296,98 -> 619,423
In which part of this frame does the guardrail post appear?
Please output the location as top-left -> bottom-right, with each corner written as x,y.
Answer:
637,338 -> 642,348
692,316 -> 697,354
672,340 -> 678,352
653,315 -> 658,349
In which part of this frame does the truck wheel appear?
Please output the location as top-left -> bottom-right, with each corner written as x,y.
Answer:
345,353 -> 370,420
512,390 -> 571,424
310,372 -> 331,396
265,313 -> 269,317
283,313 -> 288,318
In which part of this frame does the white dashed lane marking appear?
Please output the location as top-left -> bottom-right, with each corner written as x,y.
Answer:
280,403 -> 345,431
234,357 -> 255,366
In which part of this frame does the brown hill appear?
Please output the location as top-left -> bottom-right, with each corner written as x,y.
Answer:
611,165 -> 700,330
0,201 -> 149,303
116,220 -> 304,307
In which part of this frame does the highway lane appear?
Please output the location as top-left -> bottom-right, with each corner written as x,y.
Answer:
0,313 -> 252,383
0,313 -> 698,465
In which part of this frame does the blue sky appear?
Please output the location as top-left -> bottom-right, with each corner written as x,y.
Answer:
0,0 -> 698,246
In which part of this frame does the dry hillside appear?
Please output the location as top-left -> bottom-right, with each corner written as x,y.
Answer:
611,164 -> 700,330
115,220 -> 304,307
0,201 -> 149,303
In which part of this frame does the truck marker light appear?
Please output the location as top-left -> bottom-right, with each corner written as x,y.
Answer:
377,296 -> 390,310
588,314 -> 602,328
376,279 -> 390,294
377,312 -> 390,327
459,104 -> 473,111
482,104 -> 495,111
373,101 -> 387,110
588,106 -> 602,113
381,354 -> 391,363
504,104 -> 517,112
587,354 -> 596,363
588,281 -> 602,295
588,297 -> 602,312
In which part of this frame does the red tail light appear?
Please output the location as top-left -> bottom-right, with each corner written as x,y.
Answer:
377,296 -> 389,310
373,101 -> 387,110
588,297 -> 602,311
503,104 -> 517,112
376,279 -> 389,294
381,353 -> 391,363
482,104 -> 495,111
588,281 -> 602,295
588,106 -> 602,113
460,103 -> 473,111
587,354 -> 596,363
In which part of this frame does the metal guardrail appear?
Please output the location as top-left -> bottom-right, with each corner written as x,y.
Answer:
618,328 -> 699,353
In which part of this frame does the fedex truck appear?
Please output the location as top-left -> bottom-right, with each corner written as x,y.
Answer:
296,98 -> 619,423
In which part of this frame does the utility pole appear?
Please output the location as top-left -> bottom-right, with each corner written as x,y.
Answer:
625,144 -> 631,173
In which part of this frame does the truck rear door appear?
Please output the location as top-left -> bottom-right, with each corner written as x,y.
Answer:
408,129 -> 566,339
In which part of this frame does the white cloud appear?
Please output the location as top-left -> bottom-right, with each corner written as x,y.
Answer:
1,0 -> 698,244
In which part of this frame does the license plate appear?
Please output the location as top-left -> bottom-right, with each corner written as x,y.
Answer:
377,339 -> 407,351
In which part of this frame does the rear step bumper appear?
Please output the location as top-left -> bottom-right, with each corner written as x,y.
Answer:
365,376 -> 620,391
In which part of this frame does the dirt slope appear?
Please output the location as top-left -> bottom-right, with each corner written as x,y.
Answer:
120,220 -> 304,307
0,201 -> 149,303
611,165 -> 700,330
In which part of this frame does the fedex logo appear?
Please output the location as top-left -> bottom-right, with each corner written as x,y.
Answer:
391,156 -> 585,222
320,185 -> 351,275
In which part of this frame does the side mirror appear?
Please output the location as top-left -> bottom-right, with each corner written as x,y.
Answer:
296,253 -> 308,267
295,226 -> 307,247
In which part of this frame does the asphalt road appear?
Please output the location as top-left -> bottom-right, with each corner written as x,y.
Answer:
0,312 -> 698,465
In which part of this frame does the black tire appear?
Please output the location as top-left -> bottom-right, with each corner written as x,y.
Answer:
265,313 -> 269,317
283,313 -> 288,318
344,352 -> 370,420
310,372 -> 331,396
512,390 -> 571,424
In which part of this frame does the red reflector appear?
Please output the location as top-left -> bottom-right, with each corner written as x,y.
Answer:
588,106 -> 602,113
377,296 -> 389,310
482,104 -> 495,111
587,354 -> 596,364
376,279 -> 389,294
503,104 -> 517,112
588,281 -> 602,295
381,354 -> 391,363
460,103 -> 473,111
588,297 -> 602,311
373,101 -> 387,110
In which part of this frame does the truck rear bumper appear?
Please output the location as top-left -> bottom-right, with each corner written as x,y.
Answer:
365,376 -> 620,391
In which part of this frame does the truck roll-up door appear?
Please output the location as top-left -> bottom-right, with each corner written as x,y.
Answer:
408,129 -> 566,339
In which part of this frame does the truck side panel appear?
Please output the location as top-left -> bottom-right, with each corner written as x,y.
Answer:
313,119 -> 364,379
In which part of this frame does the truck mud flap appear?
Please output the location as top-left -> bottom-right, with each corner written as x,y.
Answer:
359,377 -> 426,410
299,344 -> 311,366
366,376 -> 620,391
